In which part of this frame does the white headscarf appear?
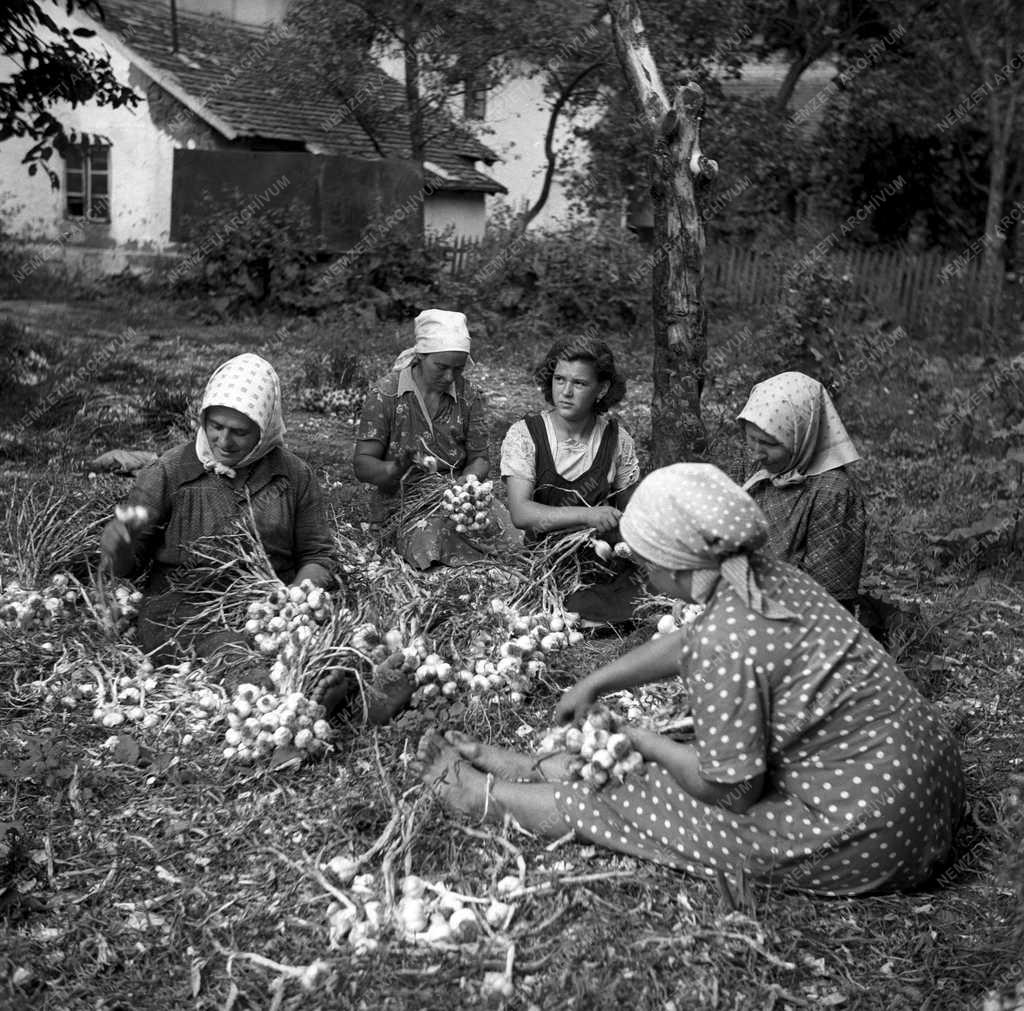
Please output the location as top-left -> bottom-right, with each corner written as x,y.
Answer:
738,371 -> 860,490
194,353 -> 285,478
620,463 -> 795,620
392,308 -> 473,371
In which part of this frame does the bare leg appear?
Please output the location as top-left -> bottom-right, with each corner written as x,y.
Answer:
416,731 -> 573,838
445,730 -> 574,782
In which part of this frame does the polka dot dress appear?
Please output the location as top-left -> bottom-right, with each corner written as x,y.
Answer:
553,561 -> 964,896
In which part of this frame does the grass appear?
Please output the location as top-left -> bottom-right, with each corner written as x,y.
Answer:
1,293 -> 1023,1010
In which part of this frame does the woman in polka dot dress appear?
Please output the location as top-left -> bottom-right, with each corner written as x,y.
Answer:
416,463 -> 963,896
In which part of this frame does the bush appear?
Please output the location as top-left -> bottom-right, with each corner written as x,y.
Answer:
171,194 -> 322,312
440,212 -> 650,343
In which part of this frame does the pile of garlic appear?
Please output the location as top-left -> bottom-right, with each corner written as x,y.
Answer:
537,704 -> 646,789
297,385 -> 365,418
441,474 -> 494,534
223,683 -> 333,763
47,657 -> 213,735
243,580 -> 332,664
324,865 -> 517,956
0,573 -> 80,631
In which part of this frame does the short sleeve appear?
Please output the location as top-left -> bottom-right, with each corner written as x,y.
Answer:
612,425 -> 641,492
356,385 -> 391,445
499,420 -> 536,482
687,608 -> 768,783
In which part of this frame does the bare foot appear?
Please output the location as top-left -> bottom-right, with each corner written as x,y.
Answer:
444,731 -> 543,781
415,730 -> 492,818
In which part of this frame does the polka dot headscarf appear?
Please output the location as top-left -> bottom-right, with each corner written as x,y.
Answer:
195,353 -> 286,477
620,463 -> 795,620
738,371 -> 859,489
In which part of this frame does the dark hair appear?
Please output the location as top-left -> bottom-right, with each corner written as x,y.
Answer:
533,336 -> 627,414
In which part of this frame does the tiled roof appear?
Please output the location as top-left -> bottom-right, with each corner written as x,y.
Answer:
85,0 -> 506,193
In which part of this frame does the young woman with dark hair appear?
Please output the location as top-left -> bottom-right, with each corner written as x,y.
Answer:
499,335 -> 641,624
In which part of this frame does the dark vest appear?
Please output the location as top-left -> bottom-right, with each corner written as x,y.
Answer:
525,413 -> 619,508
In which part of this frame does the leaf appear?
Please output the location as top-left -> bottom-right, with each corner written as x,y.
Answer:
270,745 -> 304,772
112,734 -> 140,765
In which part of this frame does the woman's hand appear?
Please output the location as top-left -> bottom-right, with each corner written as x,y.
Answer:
587,505 -> 622,533
622,725 -> 661,761
380,460 -> 408,495
99,519 -> 134,571
555,679 -> 600,725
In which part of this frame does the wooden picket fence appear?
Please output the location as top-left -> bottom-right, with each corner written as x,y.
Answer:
426,234 -> 1014,333
704,245 -> 990,330
425,234 -> 483,276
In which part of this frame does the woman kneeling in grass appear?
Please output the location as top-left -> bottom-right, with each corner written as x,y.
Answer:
416,464 -> 964,895
738,371 -> 865,610
500,336 -> 641,625
99,353 -> 337,671
354,309 -> 519,570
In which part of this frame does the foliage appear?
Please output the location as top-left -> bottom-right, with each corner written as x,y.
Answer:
441,211 -> 649,342
0,1 -> 139,187
280,0 -> 598,160
172,195 -> 322,313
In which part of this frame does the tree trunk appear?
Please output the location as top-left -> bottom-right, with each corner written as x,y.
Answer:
980,85 -> 1016,330
607,0 -> 709,465
402,5 -> 427,239
773,51 -> 814,117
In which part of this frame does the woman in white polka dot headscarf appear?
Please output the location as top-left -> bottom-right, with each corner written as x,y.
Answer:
738,371 -> 867,613
415,463 -> 964,897
99,354 -> 338,680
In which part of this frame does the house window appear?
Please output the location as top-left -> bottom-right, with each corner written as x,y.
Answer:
65,145 -> 111,222
463,76 -> 487,121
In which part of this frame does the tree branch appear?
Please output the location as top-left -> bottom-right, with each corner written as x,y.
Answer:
519,61 -> 602,230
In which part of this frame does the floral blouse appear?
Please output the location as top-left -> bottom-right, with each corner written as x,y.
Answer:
356,365 -> 490,520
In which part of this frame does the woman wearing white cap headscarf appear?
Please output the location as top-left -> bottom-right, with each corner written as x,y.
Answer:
354,308 -> 518,569
99,354 -> 337,673
414,464 -> 963,897
738,371 -> 866,609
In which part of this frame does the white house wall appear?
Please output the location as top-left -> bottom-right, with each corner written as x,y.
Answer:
377,53 -> 594,233
0,8 -> 184,275
424,193 -> 485,241
480,72 -> 597,230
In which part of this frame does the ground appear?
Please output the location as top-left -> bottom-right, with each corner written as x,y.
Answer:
1,295 -> 1022,1011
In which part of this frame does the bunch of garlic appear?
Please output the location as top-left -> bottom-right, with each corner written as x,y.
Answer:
591,538 -> 634,563
537,704 -> 646,789
650,602 -> 705,640
324,868 -> 515,956
222,684 -> 332,763
0,573 -> 80,631
414,601 -> 585,708
243,580 -> 332,663
442,474 -> 494,534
